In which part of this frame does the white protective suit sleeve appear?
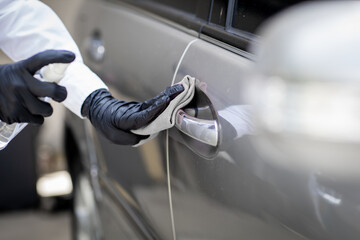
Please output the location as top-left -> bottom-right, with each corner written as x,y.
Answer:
0,0 -> 108,117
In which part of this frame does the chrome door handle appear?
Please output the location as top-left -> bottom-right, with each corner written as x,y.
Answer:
175,109 -> 219,147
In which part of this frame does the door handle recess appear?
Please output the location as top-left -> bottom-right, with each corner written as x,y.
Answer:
175,109 -> 219,147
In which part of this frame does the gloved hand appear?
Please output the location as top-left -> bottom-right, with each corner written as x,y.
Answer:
81,85 -> 184,145
0,50 -> 75,124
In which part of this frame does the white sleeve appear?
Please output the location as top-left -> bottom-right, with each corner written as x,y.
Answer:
0,0 -> 108,117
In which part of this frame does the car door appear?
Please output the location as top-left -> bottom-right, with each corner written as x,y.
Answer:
73,0 -> 207,239
167,0 -> 319,239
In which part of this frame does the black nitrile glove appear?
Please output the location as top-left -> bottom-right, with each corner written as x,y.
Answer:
0,50 -> 75,124
81,85 -> 184,145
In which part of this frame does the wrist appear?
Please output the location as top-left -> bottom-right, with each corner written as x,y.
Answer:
81,88 -> 110,118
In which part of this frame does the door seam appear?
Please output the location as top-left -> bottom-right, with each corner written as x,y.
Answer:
166,130 -> 176,240
171,39 -> 198,86
167,38 -> 198,240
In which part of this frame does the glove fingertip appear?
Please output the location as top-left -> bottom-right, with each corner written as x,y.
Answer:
43,105 -> 54,117
168,84 -> 184,100
31,116 -> 44,125
53,85 -> 68,102
61,50 -> 76,63
38,118 -> 45,125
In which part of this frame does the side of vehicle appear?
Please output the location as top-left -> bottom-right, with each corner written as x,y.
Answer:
67,0 -> 196,238
65,0 -> 360,240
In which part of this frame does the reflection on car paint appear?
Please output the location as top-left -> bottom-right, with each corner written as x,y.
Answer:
218,104 -> 255,139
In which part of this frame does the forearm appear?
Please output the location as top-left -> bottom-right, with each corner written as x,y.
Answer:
80,85 -> 184,145
0,0 -> 82,62
61,62 -> 108,117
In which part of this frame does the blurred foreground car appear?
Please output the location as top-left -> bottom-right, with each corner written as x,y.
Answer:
64,0 -> 360,239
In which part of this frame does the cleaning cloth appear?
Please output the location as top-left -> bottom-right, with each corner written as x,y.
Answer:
132,75 -> 196,146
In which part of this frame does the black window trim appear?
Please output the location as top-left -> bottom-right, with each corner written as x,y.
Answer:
111,0 -> 258,52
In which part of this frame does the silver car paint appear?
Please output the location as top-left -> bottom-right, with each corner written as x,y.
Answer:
73,0 -> 196,239
168,38 -> 306,239
68,0 -> 360,239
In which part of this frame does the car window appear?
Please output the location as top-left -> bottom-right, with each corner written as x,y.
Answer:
210,0 -> 229,27
231,0 -> 306,33
123,0 -> 307,51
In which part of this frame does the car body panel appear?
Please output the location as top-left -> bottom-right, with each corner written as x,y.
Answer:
168,39 -> 305,239
65,0 -> 360,240
75,0 -> 196,101
72,0 -> 197,239
168,37 -> 360,239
